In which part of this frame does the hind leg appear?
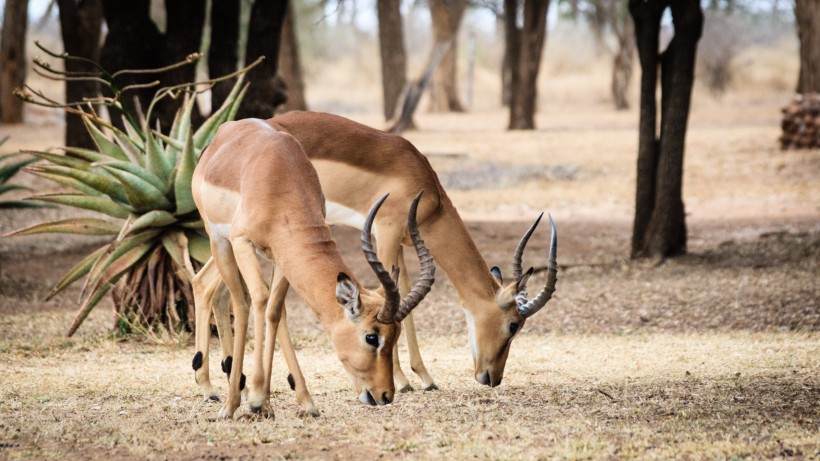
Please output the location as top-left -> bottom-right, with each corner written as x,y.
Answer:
192,258 -> 221,402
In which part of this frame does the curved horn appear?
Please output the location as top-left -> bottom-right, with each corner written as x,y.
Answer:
360,194 -> 401,323
394,190 -> 436,323
517,213 -> 558,318
513,212 -> 543,282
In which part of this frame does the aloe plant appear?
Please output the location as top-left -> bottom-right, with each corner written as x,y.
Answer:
0,136 -> 48,209
4,48 -> 256,336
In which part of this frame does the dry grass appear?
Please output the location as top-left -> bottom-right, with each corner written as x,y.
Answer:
1,331 -> 817,460
1,26 -> 819,460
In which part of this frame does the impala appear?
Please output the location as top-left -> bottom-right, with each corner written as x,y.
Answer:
191,118 -> 435,418
194,111 -> 557,406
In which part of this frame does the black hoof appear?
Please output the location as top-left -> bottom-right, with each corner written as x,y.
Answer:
423,383 -> 439,391
250,406 -> 262,414
398,384 -> 415,393
209,395 -> 220,402
192,351 -> 203,371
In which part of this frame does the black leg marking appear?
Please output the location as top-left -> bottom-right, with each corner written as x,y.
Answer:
192,351 -> 203,371
287,373 -> 295,391
239,373 -> 247,391
222,356 -> 233,375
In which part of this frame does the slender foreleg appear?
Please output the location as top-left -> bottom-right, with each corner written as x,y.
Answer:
277,307 -> 320,417
397,252 -> 437,390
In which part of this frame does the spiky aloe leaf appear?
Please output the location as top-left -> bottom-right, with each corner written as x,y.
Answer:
93,159 -> 168,194
174,127 -> 197,216
161,230 -> 194,277
24,150 -> 96,171
121,115 -> 145,149
112,128 -> 144,166
29,193 -> 131,219
187,231 -> 211,264
62,146 -> 111,164
144,130 -> 173,185
82,229 -> 162,297
47,244 -> 109,300
0,184 -> 31,194
126,210 -> 177,236
0,153 -> 39,183
2,218 -> 121,237
83,117 -> 128,161
193,77 -> 247,151
67,241 -> 155,336
100,166 -> 173,212
26,164 -> 129,203
25,168 -> 107,197
0,201 -> 47,209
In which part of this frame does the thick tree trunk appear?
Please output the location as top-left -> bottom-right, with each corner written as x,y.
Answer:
236,0 -> 288,119
508,0 -> 549,130
56,0 -> 103,149
795,0 -> 820,94
155,0 -> 206,128
0,0 -> 30,123
630,0 -> 703,259
377,0 -> 408,121
100,0 -> 163,129
280,0 -> 307,112
501,0 -> 518,107
208,0 -> 240,111
428,0 -> 467,112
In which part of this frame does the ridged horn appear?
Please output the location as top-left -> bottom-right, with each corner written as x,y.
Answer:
517,213 -> 558,318
394,190 -> 435,323
513,212 -> 543,282
360,194 -> 401,324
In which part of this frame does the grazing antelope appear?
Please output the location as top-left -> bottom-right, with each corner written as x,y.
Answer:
194,111 -> 556,406
191,118 -> 434,418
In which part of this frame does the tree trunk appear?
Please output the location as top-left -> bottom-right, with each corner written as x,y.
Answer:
208,0 -> 240,112
508,0 -> 549,130
236,0 -> 288,119
155,0 -> 206,128
279,0 -> 307,112
100,0 -> 164,129
428,0 -> 467,112
630,0 -> 703,260
611,4 -> 635,110
377,0 -> 408,121
0,0 -> 30,123
56,0 -> 103,149
795,0 -> 820,94
501,0 -> 518,106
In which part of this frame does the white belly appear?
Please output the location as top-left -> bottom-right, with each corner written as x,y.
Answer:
325,200 -> 367,231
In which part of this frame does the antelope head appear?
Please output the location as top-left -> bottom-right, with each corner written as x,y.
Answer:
467,213 -> 558,387
332,191 -> 435,405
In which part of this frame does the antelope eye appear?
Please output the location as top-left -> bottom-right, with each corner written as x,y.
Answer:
509,323 -> 519,336
365,333 -> 379,347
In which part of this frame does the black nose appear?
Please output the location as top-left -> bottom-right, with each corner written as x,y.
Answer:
492,376 -> 503,387
477,371 -> 491,386
366,391 -> 377,406
382,392 -> 392,404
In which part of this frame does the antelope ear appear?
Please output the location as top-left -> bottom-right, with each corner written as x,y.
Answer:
515,267 -> 534,293
336,273 -> 361,318
490,266 -> 503,284
496,282 -> 518,310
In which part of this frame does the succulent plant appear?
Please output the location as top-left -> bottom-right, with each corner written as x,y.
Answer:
4,47 -> 256,336
0,136 -> 48,209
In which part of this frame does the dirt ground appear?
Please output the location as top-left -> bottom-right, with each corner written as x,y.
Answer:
0,91 -> 818,460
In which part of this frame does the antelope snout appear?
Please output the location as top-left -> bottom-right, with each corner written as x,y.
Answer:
358,389 -> 393,406
476,370 -> 503,387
